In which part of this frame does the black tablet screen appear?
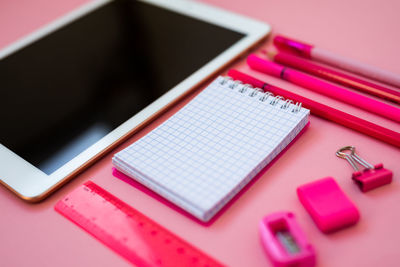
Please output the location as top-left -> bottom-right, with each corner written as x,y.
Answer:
0,0 -> 244,174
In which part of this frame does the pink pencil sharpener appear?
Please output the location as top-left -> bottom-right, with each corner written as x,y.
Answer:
259,212 -> 316,267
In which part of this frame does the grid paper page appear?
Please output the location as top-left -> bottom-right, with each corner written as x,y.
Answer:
113,76 -> 309,221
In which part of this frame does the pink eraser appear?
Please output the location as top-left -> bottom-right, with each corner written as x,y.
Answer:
297,177 -> 360,233
259,212 -> 316,267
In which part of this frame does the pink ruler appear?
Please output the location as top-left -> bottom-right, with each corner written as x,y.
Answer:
55,181 -> 225,267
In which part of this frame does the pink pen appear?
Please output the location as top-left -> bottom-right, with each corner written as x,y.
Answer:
247,54 -> 400,123
227,69 -> 400,148
274,35 -> 400,89
265,50 -> 400,104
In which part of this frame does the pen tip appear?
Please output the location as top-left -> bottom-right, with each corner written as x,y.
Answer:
261,49 -> 276,59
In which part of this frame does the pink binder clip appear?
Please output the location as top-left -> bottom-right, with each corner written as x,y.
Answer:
259,212 -> 316,267
336,146 -> 392,192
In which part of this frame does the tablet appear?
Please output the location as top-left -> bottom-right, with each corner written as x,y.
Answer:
0,0 -> 270,201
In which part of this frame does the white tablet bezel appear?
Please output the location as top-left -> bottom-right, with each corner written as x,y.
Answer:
0,0 -> 270,201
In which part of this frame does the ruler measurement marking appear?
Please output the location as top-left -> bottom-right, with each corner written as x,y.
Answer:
55,181 -> 224,267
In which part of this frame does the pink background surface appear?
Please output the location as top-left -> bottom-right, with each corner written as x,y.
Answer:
1,0 -> 400,266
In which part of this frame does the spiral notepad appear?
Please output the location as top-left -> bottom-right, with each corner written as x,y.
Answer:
113,76 -> 310,222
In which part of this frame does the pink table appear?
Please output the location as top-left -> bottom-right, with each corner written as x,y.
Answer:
1,1 -> 399,266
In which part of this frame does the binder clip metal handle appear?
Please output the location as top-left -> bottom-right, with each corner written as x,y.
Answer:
336,146 -> 392,192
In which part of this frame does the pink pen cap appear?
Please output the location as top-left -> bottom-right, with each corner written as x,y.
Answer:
273,35 -> 313,59
247,54 -> 285,78
259,211 -> 316,267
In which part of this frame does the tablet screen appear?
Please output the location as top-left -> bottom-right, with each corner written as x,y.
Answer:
0,0 -> 244,174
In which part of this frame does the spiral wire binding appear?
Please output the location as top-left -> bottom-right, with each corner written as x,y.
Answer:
220,77 -> 302,113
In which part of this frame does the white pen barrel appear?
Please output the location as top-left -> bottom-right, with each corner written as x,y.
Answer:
312,47 -> 400,88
